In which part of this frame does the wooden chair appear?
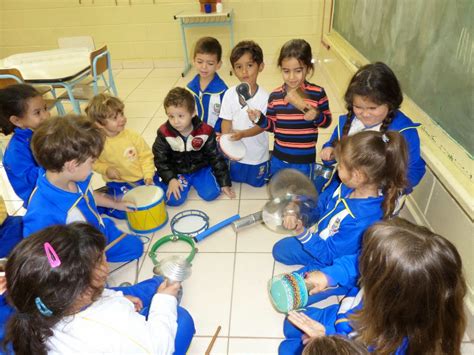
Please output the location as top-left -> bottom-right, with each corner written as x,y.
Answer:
0,69 -> 65,115
57,45 -> 118,106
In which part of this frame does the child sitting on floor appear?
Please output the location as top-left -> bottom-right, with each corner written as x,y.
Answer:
0,84 -> 50,207
3,222 -> 195,354
282,218 -> 467,355
86,93 -> 158,218
23,115 -> 143,263
153,87 -> 234,206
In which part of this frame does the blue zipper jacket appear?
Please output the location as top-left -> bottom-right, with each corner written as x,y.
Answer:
23,171 -> 143,263
187,73 -> 227,131
322,111 -> 426,191
23,170 -> 105,237
2,128 -> 40,207
296,181 -> 384,267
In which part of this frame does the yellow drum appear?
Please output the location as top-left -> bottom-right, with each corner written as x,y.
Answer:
122,185 -> 168,234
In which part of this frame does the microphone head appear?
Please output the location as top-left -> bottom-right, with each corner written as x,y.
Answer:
236,82 -> 252,101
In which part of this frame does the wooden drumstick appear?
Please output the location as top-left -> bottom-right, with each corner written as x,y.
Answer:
105,233 -> 128,252
205,325 -> 222,355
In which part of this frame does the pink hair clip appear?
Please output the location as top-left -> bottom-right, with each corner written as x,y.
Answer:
44,242 -> 61,268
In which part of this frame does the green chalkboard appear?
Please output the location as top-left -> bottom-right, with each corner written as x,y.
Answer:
333,0 -> 473,156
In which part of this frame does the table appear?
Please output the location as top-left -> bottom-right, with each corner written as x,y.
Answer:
174,9 -> 234,77
1,48 -> 92,113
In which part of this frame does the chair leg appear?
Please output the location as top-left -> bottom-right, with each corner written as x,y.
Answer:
49,87 -> 66,115
107,68 -> 118,96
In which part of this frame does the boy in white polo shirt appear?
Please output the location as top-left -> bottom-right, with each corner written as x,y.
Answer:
220,41 -> 270,187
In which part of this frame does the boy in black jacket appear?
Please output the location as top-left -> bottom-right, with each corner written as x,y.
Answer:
153,87 -> 234,206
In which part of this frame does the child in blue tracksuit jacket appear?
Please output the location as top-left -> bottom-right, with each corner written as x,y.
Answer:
319,62 -> 425,194
274,130 -> 409,277
280,218 -> 466,355
23,116 -> 143,263
187,37 -> 228,132
0,84 -> 50,207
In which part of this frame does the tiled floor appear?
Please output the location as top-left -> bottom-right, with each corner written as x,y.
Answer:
1,63 -> 472,354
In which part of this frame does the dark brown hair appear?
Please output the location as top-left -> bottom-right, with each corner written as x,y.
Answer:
193,36 -> 222,62
277,39 -> 314,77
31,114 -> 105,172
163,87 -> 196,115
230,40 -> 264,67
3,223 -> 106,355
0,84 -> 41,135
342,62 -> 403,136
354,218 -> 466,355
85,93 -> 125,125
303,335 -> 368,355
334,131 -> 408,217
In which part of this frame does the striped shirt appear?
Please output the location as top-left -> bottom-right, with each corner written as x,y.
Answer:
258,81 -> 332,163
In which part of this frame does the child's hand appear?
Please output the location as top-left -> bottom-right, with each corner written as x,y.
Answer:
222,186 -> 236,199
283,214 -> 304,233
247,109 -> 261,123
287,310 -> 326,339
167,178 -> 183,200
114,199 -> 136,212
304,271 -> 329,295
144,178 -> 154,185
106,167 -> 122,180
320,147 -> 335,161
303,106 -> 319,121
124,295 -> 143,312
230,131 -> 245,141
0,276 -> 6,295
157,279 -> 181,298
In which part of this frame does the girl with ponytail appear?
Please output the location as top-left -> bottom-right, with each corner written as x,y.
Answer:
319,62 -> 425,193
273,130 -> 408,304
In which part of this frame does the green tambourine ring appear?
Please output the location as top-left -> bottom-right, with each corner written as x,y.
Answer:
148,233 -> 197,267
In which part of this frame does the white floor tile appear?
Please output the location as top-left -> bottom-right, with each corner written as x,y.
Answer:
141,252 -> 236,337
236,199 -> 287,253
124,101 -> 161,118
461,341 -> 474,354
230,253 -> 286,338
188,336 -> 229,355
148,67 -> 183,78
228,338 -> 282,354
115,68 -> 152,79
240,183 -> 270,200
4,200 -> 25,216
137,76 -> 179,90
126,88 -> 169,103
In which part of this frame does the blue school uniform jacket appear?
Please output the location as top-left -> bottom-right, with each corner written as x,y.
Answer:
187,73 -> 227,130
322,110 -> 426,191
23,170 -> 105,237
318,253 -> 359,289
296,181 -> 384,266
326,287 -> 409,354
2,128 -> 40,206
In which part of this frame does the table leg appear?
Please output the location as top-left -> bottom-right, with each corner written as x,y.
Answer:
180,19 -> 192,77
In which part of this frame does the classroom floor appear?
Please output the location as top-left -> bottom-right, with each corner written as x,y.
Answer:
1,62 -> 472,354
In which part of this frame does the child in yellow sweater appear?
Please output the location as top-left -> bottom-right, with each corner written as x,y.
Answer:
86,94 -> 158,218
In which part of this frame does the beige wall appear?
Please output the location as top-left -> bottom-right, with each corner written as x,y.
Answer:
0,0 -> 324,67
